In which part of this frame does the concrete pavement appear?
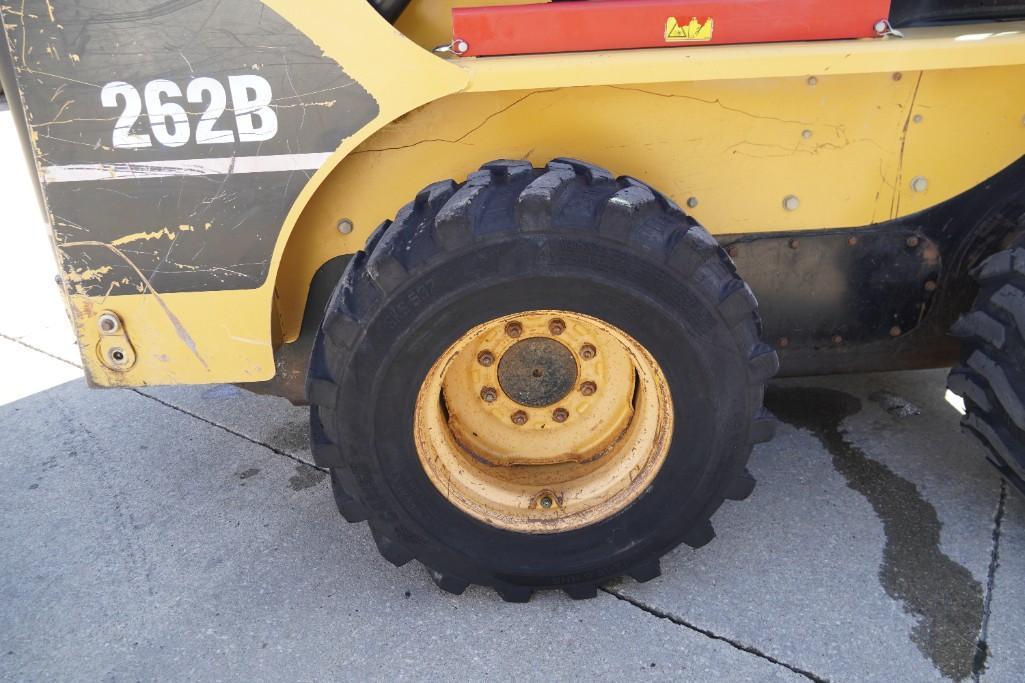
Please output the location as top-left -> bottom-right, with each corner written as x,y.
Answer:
1,105 -> 1022,682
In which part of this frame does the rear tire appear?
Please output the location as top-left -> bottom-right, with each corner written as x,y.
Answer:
949,235 -> 1025,495
307,158 -> 778,600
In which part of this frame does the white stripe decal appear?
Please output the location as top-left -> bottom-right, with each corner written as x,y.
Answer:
41,152 -> 334,183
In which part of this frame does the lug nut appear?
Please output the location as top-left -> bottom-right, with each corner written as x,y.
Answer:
727,246 -> 739,258
906,236 -> 920,249
924,280 -> 938,292
549,318 -> 566,335
553,408 -> 569,423
511,410 -> 528,426
789,238 -> 800,249
505,321 -> 523,338
477,350 -> 495,367
539,495 -> 554,509
831,335 -> 844,345
890,326 -> 903,337
580,381 -> 597,396
847,236 -> 858,247
580,344 -> 597,360
481,387 -> 498,403
777,337 -> 790,348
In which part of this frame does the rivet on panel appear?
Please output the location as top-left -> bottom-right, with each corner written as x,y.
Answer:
911,177 -> 929,193
783,195 -> 801,212
686,197 -> 699,209
807,76 -> 818,86
802,130 -> 813,139
913,114 -> 924,124
337,218 -> 354,235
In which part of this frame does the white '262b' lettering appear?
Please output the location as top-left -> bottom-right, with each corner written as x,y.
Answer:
101,75 -> 278,149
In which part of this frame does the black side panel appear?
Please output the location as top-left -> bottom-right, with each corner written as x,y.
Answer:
891,0 -> 1025,25
730,156 -> 1025,377
0,1 -> 379,296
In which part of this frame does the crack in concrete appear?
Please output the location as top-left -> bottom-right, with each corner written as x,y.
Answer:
133,389 -> 325,474
766,386 -> 985,682
972,480 -> 1008,682
600,587 -> 828,682
0,332 -> 80,368
0,332 -> 324,475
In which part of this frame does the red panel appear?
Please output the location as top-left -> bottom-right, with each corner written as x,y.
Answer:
452,0 -> 893,57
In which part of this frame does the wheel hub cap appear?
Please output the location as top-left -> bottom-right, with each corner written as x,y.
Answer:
498,337 -> 578,408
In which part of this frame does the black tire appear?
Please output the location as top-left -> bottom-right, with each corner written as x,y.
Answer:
949,234 -> 1025,495
307,158 -> 779,601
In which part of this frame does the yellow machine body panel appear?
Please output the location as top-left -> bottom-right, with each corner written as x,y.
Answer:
2,0 -> 1024,387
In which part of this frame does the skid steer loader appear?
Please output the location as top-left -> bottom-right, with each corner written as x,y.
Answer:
2,0 -> 1025,601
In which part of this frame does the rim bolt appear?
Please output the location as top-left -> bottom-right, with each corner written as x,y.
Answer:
481,387 -> 498,403
580,381 -> 597,396
539,496 -> 554,509
505,321 -> 523,338
552,408 -> 569,423
548,318 -> 566,335
511,410 -> 528,426
477,350 -> 495,367
580,344 -> 597,360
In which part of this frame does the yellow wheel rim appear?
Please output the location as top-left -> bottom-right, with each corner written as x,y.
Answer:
414,310 -> 674,534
